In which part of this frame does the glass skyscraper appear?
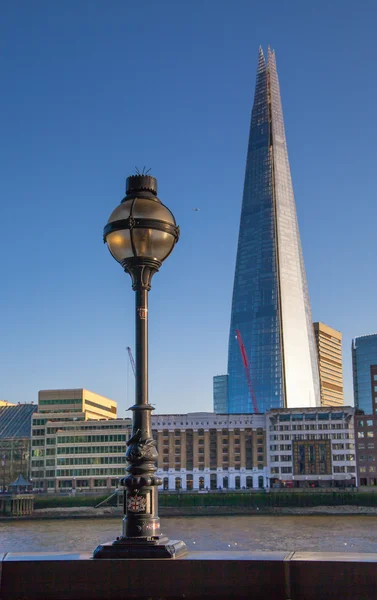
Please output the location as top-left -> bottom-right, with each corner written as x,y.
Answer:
225,47 -> 320,414
213,375 -> 228,413
352,334 -> 377,415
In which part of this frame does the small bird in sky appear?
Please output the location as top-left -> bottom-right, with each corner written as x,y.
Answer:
192,208 -> 200,211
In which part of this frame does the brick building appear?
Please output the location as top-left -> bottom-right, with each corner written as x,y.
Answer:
152,412 -> 267,490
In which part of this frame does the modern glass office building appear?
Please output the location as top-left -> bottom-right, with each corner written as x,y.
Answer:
352,334 -> 377,415
213,375 -> 228,414
226,47 -> 320,414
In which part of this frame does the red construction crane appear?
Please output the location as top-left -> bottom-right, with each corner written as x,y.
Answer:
127,347 -> 136,378
235,329 -> 259,413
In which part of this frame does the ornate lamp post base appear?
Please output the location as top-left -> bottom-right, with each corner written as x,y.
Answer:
93,537 -> 188,559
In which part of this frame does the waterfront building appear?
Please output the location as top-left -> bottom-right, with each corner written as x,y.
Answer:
352,334 -> 377,415
0,403 -> 37,487
213,375 -> 228,413
355,413 -> 377,487
224,47 -> 320,414
266,407 -> 356,488
31,416 -> 132,493
151,412 -> 267,490
313,322 -> 344,407
31,389 -> 130,492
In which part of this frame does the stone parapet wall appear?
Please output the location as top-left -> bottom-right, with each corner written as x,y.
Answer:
1,551 -> 377,599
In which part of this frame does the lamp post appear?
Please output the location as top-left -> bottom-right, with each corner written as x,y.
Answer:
94,174 -> 187,559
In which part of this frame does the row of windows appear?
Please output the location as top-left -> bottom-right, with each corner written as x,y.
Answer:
271,424 -> 348,431
57,435 -> 126,443
277,413 -> 345,422
39,399 -> 82,406
270,434 -> 353,441
333,454 -> 355,461
56,456 -> 125,465
57,446 -> 125,455
54,468 -> 125,476
84,399 -> 116,414
360,466 -> 377,473
270,467 -> 292,474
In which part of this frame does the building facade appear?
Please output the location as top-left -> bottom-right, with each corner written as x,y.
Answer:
37,388 -> 117,420
355,413 -> 377,487
225,47 -> 320,414
31,389 -> 128,492
266,407 -> 356,488
213,375 -> 228,414
151,413 -> 267,490
352,334 -> 377,415
313,322 -> 344,407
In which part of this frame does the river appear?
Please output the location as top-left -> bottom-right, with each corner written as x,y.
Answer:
2,516 -> 377,553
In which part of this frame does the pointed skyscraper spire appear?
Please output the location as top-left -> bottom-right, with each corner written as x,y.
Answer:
225,47 -> 320,413
258,45 -> 266,73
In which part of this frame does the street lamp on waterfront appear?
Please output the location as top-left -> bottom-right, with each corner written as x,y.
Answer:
94,173 -> 187,559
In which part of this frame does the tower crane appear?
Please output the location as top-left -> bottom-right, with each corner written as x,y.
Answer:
126,347 -> 136,378
235,329 -> 259,413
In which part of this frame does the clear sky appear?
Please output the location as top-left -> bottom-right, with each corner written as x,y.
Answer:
1,0 -> 376,416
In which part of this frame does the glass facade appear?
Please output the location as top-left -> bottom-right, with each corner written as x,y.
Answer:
227,47 -> 320,414
213,375 -> 228,413
352,334 -> 377,414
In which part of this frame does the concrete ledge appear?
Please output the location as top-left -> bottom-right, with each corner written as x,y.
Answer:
1,551 -> 377,599
0,551 -> 287,600
290,552 -> 377,600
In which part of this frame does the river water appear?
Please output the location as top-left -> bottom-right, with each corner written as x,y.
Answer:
2,516 -> 377,554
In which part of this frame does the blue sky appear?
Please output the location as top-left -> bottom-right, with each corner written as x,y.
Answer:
1,0 -> 376,415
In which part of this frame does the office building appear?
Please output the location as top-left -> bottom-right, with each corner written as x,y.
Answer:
313,322 -> 344,407
213,375 -> 228,413
225,47 -> 320,413
31,417 -> 132,492
266,407 -> 356,488
355,413 -> 377,486
352,334 -> 377,415
0,404 -> 37,487
31,389 -> 125,492
151,413 -> 267,490
37,388 -> 117,420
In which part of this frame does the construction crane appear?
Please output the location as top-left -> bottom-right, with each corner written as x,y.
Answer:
126,347 -> 136,378
235,329 -> 259,413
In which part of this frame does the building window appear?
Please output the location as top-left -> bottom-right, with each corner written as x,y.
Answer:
358,432 -> 365,438
334,466 -> 345,473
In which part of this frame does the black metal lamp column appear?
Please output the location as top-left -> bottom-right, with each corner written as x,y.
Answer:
94,174 -> 187,559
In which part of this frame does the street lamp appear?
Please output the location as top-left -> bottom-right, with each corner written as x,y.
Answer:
94,173 -> 187,559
